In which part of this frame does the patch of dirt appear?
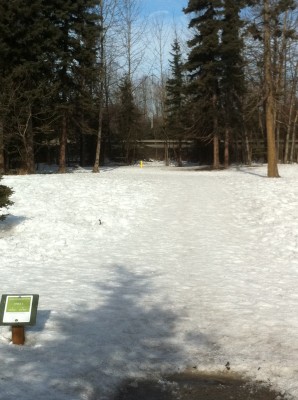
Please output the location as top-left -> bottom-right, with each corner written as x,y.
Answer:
115,370 -> 291,400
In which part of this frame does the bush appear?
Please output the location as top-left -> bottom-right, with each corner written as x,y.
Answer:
0,177 -> 14,221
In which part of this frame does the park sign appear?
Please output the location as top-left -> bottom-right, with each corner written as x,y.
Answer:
0,294 -> 39,326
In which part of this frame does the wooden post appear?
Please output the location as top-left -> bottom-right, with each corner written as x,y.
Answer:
12,326 -> 25,345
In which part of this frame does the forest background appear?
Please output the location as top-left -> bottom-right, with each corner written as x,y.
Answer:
0,0 -> 297,176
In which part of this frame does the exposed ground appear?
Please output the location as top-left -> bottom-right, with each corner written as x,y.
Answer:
116,370 -> 290,400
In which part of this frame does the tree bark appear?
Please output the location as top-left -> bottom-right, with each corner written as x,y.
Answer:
164,140 -> 169,166
213,133 -> 220,169
93,83 -> 103,172
224,127 -> 229,169
264,0 -> 279,177
58,110 -> 67,173
212,94 -> 220,169
290,110 -> 298,163
0,117 -> 4,174
25,109 -> 35,173
244,130 -> 252,166
93,0 -> 104,173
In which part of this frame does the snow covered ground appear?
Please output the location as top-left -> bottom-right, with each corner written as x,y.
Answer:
0,163 -> 298,399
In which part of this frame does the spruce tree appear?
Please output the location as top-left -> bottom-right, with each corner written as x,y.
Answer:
0,0 -> 100,173
45,0 -> 100,173
220,0 -> 245,167
184,0 -> 223,169
118,75 -> 141,164
0,176 -> 13,221
166,39 -> 185,166
0,0 -> 52,173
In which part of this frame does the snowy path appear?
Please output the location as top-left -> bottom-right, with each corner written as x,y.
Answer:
0,164 -> 298,399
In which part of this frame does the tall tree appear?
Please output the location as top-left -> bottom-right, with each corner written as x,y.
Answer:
166,38 -> 185,166
93,0 -> 119,172
263,0 -> 280,177
45,0 -> 99,173
118,0 -> 145,80
247,0 -> 296,175
0,0 -> 53,173
184,0 -> 223,169
221,0 -> 245,168
117,74 -> 140,163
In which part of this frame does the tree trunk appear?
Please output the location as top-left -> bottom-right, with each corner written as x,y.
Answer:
164,140 -> 169,166
284,97 -> 294,163
0,117 -> 4,174
264,0 -> 279,177
58,110 -> 67,173
290,110 -> 298,163
93,102 -> 103,172
177,140 -> 183,167
93,128 -> 102,172
212,94 -> 220,169
213,133 -> 220,169
224,127 -> 229,169
244,130 -> 252,166
93,0 -> 104,173
25,109 -> 35,174
275,11 -> 288,163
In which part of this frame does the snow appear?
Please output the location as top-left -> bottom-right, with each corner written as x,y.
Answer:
0,162 -> 298,399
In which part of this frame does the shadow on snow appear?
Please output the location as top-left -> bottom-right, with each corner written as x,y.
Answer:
0,265 -> 218,400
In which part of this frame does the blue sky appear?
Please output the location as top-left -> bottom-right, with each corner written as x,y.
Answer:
140,0 -> 186,19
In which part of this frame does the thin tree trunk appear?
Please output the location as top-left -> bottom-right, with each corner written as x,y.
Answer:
58,110 -> 67,173
212,94 -> 220,169
264,0 -> 279,177
0,117 -> 4,173
25,108 -> 35,174
177,139 -> 182,167
164,140 -> 169,166
21,106 -> 35,174
93,0 -> 104,173
290,110 -> 298,163
275,12 -> 288,163
284,97 -> 294,163
224,127 -> 229,168
213,133 -> 220,169
93,104 -> 103,172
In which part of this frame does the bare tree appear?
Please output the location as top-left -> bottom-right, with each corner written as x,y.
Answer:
147,15 -> 171,164
118,0 -> 146,80
93,0 -> 119,172
263,0 -> 279,177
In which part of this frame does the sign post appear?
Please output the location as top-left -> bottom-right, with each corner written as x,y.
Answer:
12,326 -> 25,345
0,294 -> 39,345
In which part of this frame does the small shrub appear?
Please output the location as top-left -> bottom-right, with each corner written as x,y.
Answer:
0,177 -> 14,221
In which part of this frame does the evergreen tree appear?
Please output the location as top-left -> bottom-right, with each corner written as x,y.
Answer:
220,0 -> 245,167
184,0 -> 223,168
45,0 -> 100,173
166,38 -> 185,166
0,0 -> 100,173
118,75 -> 141,164
0,176 -> 13,221
0,0 -> 53,173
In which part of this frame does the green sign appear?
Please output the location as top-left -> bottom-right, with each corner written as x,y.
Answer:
6,297 -> 31,313
0,294 -> 39,326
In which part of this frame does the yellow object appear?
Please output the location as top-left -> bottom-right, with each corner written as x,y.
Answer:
140,161 -> 143,168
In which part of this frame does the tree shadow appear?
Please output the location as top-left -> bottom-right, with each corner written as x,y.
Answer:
49,265 -> 217,398
235,166 -> 267,178
0,265 -> 219,400
27,310 -> 52,333
0,215 -> 27,236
